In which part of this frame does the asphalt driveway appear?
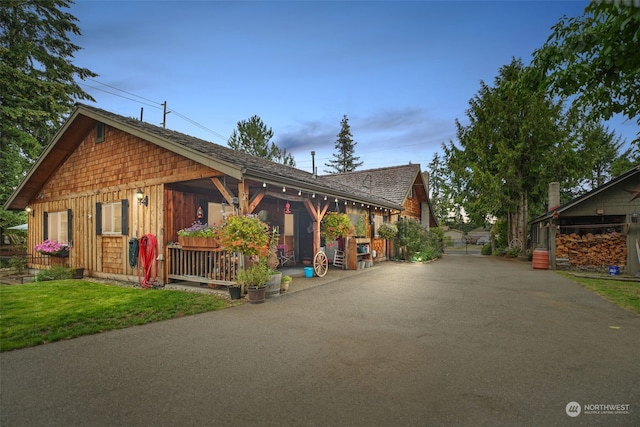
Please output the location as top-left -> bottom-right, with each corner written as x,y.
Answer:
1,255 -> 638,426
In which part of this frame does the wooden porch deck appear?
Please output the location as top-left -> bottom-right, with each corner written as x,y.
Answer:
166,245 -> 239,286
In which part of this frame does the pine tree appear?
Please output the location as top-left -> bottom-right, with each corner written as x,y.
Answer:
324,115 -> 363,174
0,0 -> 96,226
227,115 -> 295,166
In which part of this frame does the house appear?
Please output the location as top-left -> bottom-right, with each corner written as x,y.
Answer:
320,164 -> 438,259
4,104 -> 436,284
529,166 -> 640,276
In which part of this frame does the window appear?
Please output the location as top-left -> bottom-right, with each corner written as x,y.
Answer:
102,202 -> 122,234
46,211 -> 69,243
96,122 -> 105,143
373,214 -> 384,237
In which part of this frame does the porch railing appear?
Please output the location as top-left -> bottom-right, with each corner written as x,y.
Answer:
167,244 -> 239,286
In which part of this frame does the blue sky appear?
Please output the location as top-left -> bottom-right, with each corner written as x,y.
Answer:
69,0 -> 637,174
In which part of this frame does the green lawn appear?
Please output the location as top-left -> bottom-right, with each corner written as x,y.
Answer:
0,280 -> 236,351
559,272 -> 640,315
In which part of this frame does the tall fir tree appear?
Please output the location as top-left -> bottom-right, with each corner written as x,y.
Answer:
324,115 -> 363,174
0,0 -> 96,228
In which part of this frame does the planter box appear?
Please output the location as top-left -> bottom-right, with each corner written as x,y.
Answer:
178,236 -> 220,249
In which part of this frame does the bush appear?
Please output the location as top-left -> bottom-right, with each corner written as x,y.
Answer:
481,243 -> 492,255
395,219 -> 443,261
35,266 -> 74,282
377,222 -> 398,239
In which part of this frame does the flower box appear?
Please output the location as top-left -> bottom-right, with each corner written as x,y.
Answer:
49,248 -> 70,258
178,236 -> 220,249
35,240 -> 70,257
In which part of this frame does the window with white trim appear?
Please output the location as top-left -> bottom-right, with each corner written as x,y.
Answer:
102,202 -> 122,234
47,211 -> 69,243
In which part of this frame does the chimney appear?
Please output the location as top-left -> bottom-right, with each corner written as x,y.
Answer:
549,182 -> 560,212
311,151 -> 316,177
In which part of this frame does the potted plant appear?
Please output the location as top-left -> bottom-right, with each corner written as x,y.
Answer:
228,284 -> 242,300
378,222 -> 398,240
177,223 -> 220,248
237,258 -> 272,304
321,212 -> 354,241
264,227 -> 282,298
219,215 -> 271,303
280,275 -> 292,292
34,239 -> 70,257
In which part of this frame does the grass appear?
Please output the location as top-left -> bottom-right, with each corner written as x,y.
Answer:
0,280 -> 236,352
559,272 -> 640,315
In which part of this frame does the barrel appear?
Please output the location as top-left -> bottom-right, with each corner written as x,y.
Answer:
532,249 -> 549,270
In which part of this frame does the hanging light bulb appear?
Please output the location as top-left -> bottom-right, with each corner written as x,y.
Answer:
282,186 -> 286,192
263,182 -> 267,187
312,193 -> 315,198
298,190 -> 302,196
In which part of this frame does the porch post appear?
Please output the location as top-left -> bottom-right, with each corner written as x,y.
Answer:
303,199 -> 329,256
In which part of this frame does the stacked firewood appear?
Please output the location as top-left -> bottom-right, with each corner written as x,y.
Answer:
556,232 -> 627,268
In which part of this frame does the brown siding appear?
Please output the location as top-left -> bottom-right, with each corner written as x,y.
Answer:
403,196 -> 421,218
25,126 -> 221,282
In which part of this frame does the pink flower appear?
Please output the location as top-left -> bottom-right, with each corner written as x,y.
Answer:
34,239 -> 69,254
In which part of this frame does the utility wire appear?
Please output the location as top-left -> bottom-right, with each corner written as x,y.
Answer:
78,82 -> 160,109
80,78 -> 229,142
87,78 -> 161,106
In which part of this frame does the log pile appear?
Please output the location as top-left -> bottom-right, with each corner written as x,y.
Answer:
556,232 -> 627,270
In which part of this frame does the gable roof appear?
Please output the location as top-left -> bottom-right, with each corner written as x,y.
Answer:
5,104 -> 404,211
530,165 -> 640,224
319,163 -> 423,206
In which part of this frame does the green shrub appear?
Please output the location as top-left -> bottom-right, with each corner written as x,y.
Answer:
481,243 -> 492,255
504,247 -> 520,258
35,266 -> 74,282
395,219 -> 443,261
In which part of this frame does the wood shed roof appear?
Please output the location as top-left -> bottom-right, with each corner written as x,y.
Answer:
529,165 -> 640,225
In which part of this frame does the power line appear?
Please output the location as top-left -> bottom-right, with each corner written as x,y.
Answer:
79,78 -> 229,142
87,79 -> 161,106
78,82 -> 160,109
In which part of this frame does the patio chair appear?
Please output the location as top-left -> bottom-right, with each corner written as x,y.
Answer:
277,244 -> 296,266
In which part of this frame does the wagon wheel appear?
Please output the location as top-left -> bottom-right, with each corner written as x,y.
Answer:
509,238 -> 523,251
313,251 -> 328,277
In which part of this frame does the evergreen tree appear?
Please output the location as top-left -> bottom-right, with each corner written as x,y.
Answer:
0,0 -> 96,228
576,124 -> 630,190
324,115 -> 363,173
444,59 -> 574,253
427,152 -> 459,226
227,115 -> 295,166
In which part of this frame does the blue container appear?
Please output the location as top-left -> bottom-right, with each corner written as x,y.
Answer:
304,267 -> 314,278
609,266 -> 620,275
